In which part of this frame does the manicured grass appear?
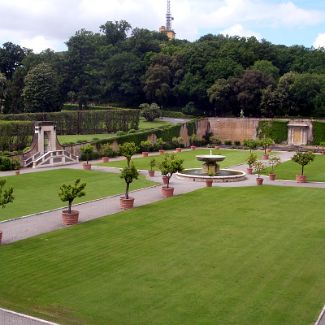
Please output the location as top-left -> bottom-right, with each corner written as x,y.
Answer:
58,118 -> 172,144
0,186 -> 324,324
263,154 -> 325,182
0,169 -> 155,221
99,149 -> 262,170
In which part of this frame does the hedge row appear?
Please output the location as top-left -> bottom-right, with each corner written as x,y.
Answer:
0,110 -> 140,135
312,121 -> 325,145
94,120 -> 197,148
62,104 -> 130,111
0,121 -> 33,151
258,120 -> 288,144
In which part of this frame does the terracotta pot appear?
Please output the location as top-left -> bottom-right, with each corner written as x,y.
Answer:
322,151 -> 325,155
214,146 -> 220,150
205,179 -> 213,187
62,210 -> 79,225
262,154 -> 269,160
162,175 -> 169,185
102,156 -> 109,163
148,170 -> 155,177
246,167 -> 253,175
175,148 -> 182,153
83,163 -> 92,170
161,186 -> 174,197
0,230 -> 2,245
159,149 -> 165,155
15,170 -> 20,176
267,148 -> 272,153
190,145 -> 196,150
296,175 -> 307,183
269,173 -> 276,181
256,177 -> 264,185
142,152 -> 149,157
120,196 -> 135,209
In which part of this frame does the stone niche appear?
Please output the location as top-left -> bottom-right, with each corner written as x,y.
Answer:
34,121 -> 58,154
287,120 -> 312,145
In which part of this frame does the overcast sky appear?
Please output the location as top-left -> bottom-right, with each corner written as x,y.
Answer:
0,0 -> 324,53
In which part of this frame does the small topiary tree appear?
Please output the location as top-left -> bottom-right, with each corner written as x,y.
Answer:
158,154 -> 184,188
0,180 -> 14,208
247,152 -> 257,168
100,143 -> 114,158
120,142 -> 139,167
80,144 -> 94,164
140,140 -> 153,152
149,158 -> 156,171
259,137 -> 273,155
243,139 -> 258,152
253,161 -> 265,179
140,103 -> 162,122
292,151 -> 315,176
120,163 -> 139,199
58,179 -> 86,214
269,155 -> 281,174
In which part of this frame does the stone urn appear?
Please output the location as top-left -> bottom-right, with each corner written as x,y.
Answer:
120,197 -> 135,209
62,210 -> 79,225
83,163 -> 92,170
296,175 -> 307,183
256,177 -> 264,185
161,186 -> 174,197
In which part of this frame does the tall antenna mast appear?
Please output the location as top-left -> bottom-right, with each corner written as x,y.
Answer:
166,0 -> 173,32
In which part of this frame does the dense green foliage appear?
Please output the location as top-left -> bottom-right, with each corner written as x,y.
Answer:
292,151 -> 315,175
0,187 -> 325,324
0,120 -> 33,151
257,120 -> 288,144
0,109 -> 139,135
0,179 -> 14,208
312,121 -> 325,145
0,169 -> 155,221
1,22 -> 325,117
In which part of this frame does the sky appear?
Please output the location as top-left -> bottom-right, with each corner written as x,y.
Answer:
0,0 -> 324,53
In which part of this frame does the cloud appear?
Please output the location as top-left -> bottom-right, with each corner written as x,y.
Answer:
0,0 -> 324,51
221,24 -> 261,39
314,33 -> 325,48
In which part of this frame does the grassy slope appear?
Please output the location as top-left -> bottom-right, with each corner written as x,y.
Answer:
0,169 -> 155,221
99,149 -> 262,170
0,186 -> 324,325
263,155 -> 325,182
58,118 -> 172,144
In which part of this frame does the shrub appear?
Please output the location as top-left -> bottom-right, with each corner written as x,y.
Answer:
120,163 -> 139,199
155,138 -> 166,150
258,137 -> 273,154
80,144 -> 94,164
100,143 -> 114,158
247,153 -> 257,168
269,155 -> 281,173
116,131 -> 127,136
224,140 -> 232,146
253,161 -> 266,178
243,139 -> 258,152
120,142 -> 138,167
234,140 -> 241,146
140,103 -> 162,122
313,122 -> 325,145
58,179 -> 86,214
158,154 -> 184,188
292,151 -> 315,176
0,156 -> 14,171
149,158 -> 156,171
0,179 -> 14,208
182,102 -> 198,115
172,137 -> 184,148
128,129 -> 137,134
140,140 -> 153,152
210,135 -> 221,145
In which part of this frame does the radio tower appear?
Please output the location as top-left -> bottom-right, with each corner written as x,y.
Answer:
159,0 -> 176,40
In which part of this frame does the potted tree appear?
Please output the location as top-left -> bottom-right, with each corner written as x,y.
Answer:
172,137 -> 184,152
148,158 -> 156,177
0,180 -> 14,244
58,179 -> 86,225
246,152 -> 257,175
81,144 -> 93,170
268,155 -> 281,181
259,137 -> 273,160
253,161 -> 265,185
292,151 -> 315,183
243,139 -> 258,153
120,163 -> 139,209
12,158 -> 21,176
120,142 -> 138,167
159,154 -> 184,197
100,143 -> 113,163
155,138 -> 166,155
140,140 -> 152,157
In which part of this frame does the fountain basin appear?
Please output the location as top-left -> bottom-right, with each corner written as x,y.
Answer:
196,154 -> 225,163
177,168 -> 246,183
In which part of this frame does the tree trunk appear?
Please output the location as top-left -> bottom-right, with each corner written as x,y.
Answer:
68,201 -> 72,214
125,183 -> 130,199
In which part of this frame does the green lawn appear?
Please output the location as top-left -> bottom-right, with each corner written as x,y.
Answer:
0,169 -> 155,221
263,154 -> 325,182
0,186 -> 324,324
58,118 -> 172,144
99,149 -> 262,170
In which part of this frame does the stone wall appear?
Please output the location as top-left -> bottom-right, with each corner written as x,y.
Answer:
207,118 -> 260,143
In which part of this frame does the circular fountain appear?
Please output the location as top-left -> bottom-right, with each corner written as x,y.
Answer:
177,150 -> 246,183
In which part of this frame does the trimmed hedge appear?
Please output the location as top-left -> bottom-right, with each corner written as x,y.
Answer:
0,110 -> 140,135
258,120 -> 288,144
0,121 -> 33,151
312,121 -> 325,145
62,104 -> 129,111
